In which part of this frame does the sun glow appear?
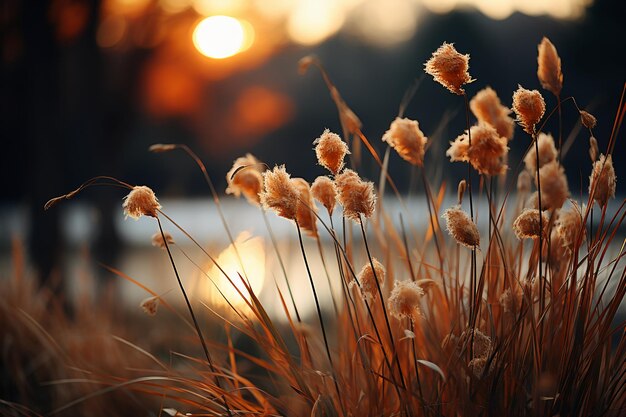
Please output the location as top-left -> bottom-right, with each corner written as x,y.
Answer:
195,231 -> 266,309
192,15 -> 252,59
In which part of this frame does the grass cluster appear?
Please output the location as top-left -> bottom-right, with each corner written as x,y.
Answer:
3,37 -> 625,416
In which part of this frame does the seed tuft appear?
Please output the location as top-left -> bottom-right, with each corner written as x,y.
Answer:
260,166 -> 299,220
589,154 -> 616,207
335,169 -> 376,221
424,42 -> 473,95
382,117 -> 428,166
537,37 -> 563,96
513,208 -> 549,239
123,186 -> 161,220
512,86 -> 546,135
314,129 -> 350,175
388,280 -> 425,321
442,206 -> 480,248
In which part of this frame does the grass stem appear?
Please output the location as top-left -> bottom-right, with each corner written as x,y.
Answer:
294,221 -> 345,415
156,217 -> 233,417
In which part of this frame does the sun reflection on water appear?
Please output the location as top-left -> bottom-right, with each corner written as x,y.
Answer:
194,231 -> 266,310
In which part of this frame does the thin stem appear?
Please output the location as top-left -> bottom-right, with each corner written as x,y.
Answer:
359,216 -> 408,393
354,129 -> 422,248
463,92 -> 477,331
156,218 -> 233,416
487,177 -> 494,306
176,145 -> 249,280
420,168 -> 447,304
330,215 -> 363,338
330,222 -> 409,403
399,214 -> 416,281
463,93 -> 474,220
316,235 -> 340,316
557,93 -> 563,162
44,176 -> 132,211
410,319 -> 428,417
398,77 -> 423,119
157,210 -> 257,315
295,221 -> 345,415
261,209 -> 301,322
306,204 -> 405,394
533,133 -> 544,295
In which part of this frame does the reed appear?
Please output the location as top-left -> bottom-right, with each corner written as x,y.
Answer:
5,37 -> 624,417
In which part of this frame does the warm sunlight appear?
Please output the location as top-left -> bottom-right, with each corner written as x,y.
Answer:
421,0 -> 592,20
287,0 -> 345,45
196,231 -> 265,308
192,15 -> 251,59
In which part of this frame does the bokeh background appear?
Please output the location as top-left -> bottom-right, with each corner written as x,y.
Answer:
1,0 -> 624,301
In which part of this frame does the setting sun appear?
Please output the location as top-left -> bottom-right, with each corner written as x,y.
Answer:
192,15 -> 251,59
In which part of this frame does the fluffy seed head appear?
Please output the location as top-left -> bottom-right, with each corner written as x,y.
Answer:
311,176 -> 338,215
513,208 -> 549,239
314,129 -> 350,175
445,133 -> 469,162
512,86 -> 546,135
557,202 -> 585,250
442,206 -> 480,248
226,153 -> 264,205
123,186 -> 161,219
524,132 -> 557,173
537,161 -> 569,210
580,110 -> 597,129
388,280 -> 425,321
260,165 -> 299,220
424,42 -> 473,95
382,117 -> 428,166
140,296 -> 159,316
291,178 -> 318,237
537,37 -> 563,96
470,87 -> 515,140
589,154 -> 616,207
352,258 -> 385,301
446,122 -> 508,176
335,169 -> 376,221
334,168 -> 359,188
151,231 -> 174,249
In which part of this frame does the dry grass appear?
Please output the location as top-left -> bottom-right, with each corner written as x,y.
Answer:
4,37 -> 626,416
0,239 -> 161,416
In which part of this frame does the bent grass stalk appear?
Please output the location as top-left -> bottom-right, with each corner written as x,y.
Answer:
155,217 -> 233,417
311,204 -> 406,402
261,208 -> 302,322
293,220 -> 345,415
161,144 -> 250,282
533,133 -> 545,311
359,215 -> 408,392
462,92 -> 479,343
